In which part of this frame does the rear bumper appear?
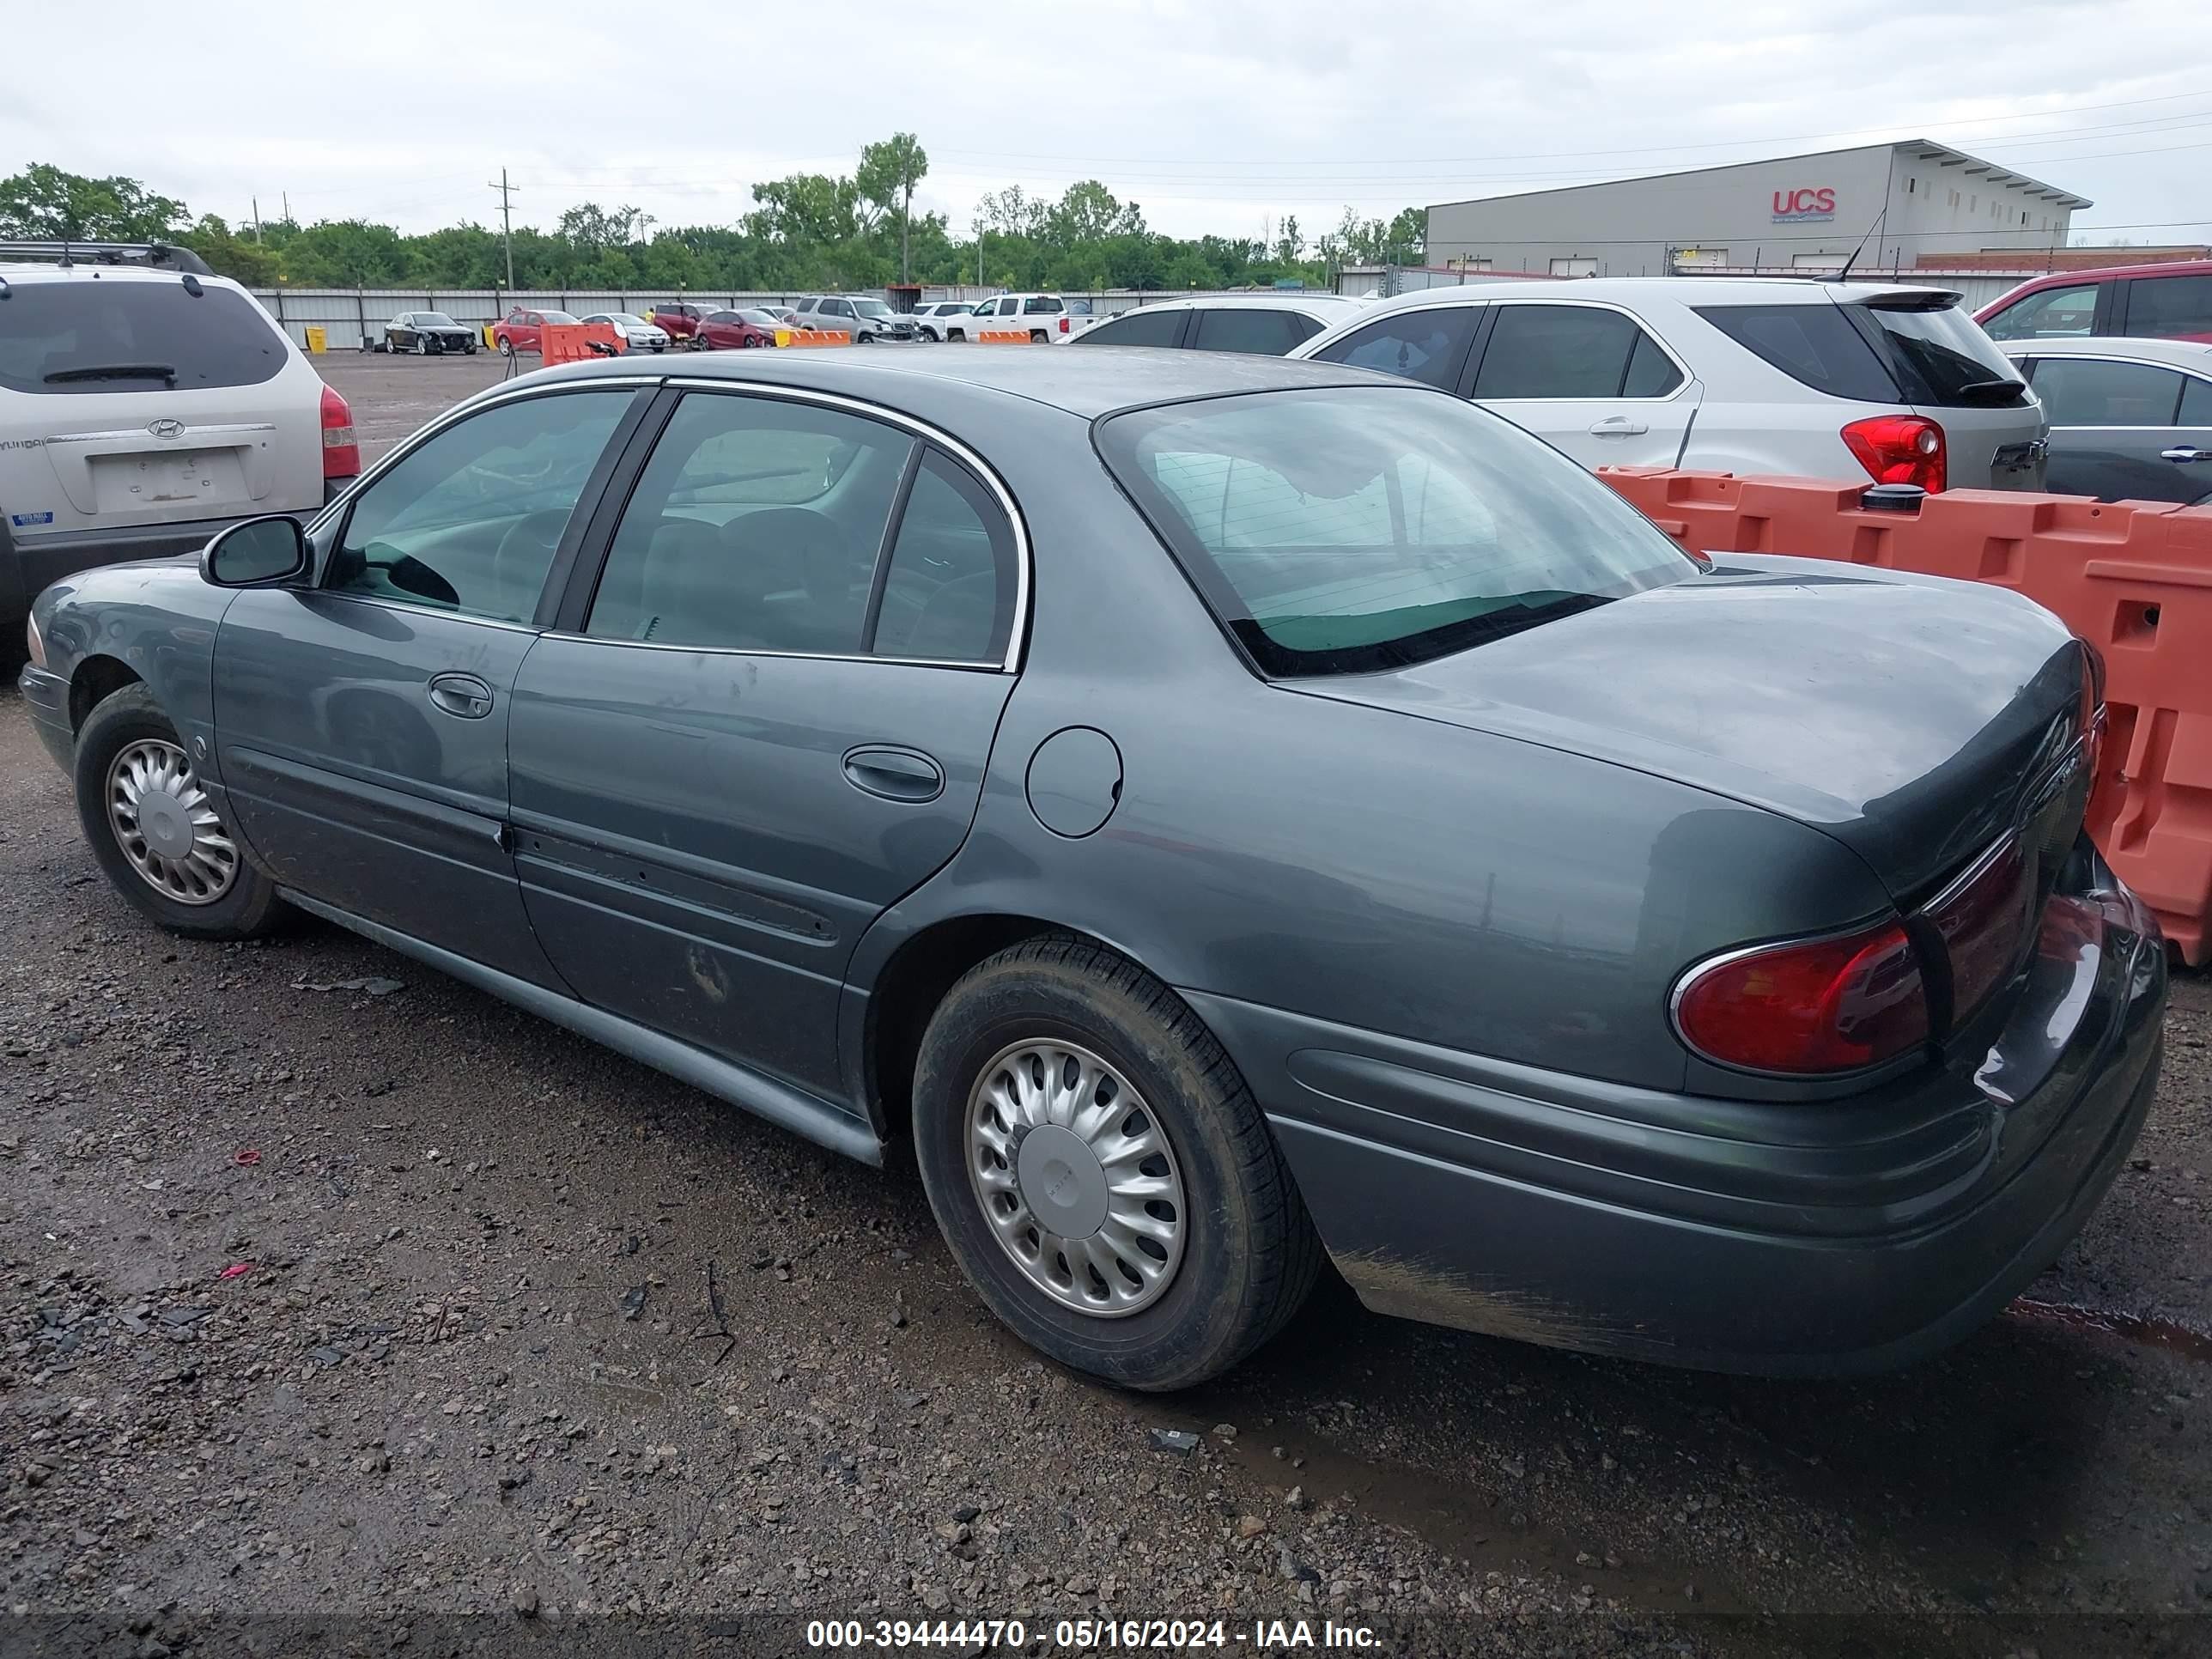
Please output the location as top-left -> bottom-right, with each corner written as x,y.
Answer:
1188,846 -> 2167,1375
17,664 -> 73,772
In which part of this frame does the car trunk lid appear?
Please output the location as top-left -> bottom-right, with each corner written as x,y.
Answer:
1282,555 -> 2090,902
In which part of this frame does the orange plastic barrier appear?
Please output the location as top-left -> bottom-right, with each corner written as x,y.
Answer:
975,330 -> 1036,343
1596,467 -> 2212,964
540,322 -> 624,365
781,330 -> 851,348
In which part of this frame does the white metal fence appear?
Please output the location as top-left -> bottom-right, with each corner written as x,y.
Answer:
245,285 -> 1218,349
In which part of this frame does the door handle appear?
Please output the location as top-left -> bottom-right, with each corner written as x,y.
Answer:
2161,447 -> 2210,463
1589,416 -> 1649,436
842,744 -> 945,803
427,672 -> 495,720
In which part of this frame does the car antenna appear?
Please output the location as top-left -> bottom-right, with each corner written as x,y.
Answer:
1837,204 -> 1886,284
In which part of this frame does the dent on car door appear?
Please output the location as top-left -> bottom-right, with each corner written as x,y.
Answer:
507,387 -> 1022,1105
1462,303 -> 1698,468
210,386 -> 647,983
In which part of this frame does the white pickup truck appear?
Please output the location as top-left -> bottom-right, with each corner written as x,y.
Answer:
952,293 -> 1093,343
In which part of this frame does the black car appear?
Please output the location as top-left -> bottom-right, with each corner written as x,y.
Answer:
382,312 -> 479,356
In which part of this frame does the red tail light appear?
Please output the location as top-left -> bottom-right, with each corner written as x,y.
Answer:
1673,920 -> 1929,1075
1842,414 -> 1946,493
319,382 -> 360,481
1059,316 -> 1070,333
1925,837 -> 2036,1024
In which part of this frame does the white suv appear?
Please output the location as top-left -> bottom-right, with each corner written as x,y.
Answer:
1290,277 -> 2048,492
1,244 -> 356,642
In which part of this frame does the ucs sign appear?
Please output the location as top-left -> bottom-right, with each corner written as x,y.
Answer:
1771,187 -> 1836,222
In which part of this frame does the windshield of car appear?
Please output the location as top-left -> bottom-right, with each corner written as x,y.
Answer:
1096,387 -> 1694,675
1856,296 -> 2030,407
417,312 -> 460,328
0,278 -> 287,395
852,299 -> 893,319
541,310 -> 580,325
606,313 -> 649,327
736,309 -> 778,325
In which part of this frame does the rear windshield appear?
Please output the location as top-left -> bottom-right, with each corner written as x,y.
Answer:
541,310 -> 580,325
1859,297 -> 2029,407
0,277 -> 287,395
1097,387 -> 1693,676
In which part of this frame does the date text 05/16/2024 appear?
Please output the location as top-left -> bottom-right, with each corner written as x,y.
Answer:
805,1619 -> 1384,1650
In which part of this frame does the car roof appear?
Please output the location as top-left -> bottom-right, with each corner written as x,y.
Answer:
1136,293 -> 1365,316
1994,260 -> 2212,291
1349,276 -> 1961,317
0,261 -> 248,292
513,337 -> 1408,419
1997,337 -> 2212,370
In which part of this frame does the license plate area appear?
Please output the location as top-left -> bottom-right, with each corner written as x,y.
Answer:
90,447 -> 249,514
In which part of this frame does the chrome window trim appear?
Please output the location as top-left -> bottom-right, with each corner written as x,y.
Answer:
660,376 -> 1032,673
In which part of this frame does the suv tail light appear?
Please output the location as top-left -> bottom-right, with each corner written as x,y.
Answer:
1673,919 -> 1929,1075
320,382 -> 360,481
1842,414 -> 1946,493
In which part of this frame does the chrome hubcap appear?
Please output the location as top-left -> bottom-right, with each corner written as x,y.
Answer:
106,738 -> 238,906
966,1040 -> 1187,1318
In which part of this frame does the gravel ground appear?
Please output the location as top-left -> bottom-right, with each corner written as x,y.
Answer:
2,353 -> 2208,1658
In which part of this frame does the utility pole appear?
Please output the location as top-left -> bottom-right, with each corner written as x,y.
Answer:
281,191 -> 290,226
252,197 -> 263,243
488,168 -> 518,290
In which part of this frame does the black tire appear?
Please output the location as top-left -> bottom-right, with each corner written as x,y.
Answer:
1030,329 -> 1049,344
913,935 -> 1322,1390
463,340 -> 478,355
497,337 -> 515,358
73,684 -> 287,940
947,328 -> 964,343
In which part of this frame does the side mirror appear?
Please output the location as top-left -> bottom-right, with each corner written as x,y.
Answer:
202,516 -> 308,587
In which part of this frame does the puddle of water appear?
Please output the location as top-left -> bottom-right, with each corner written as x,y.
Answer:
2006,1298 -> 2212,1364
1159,1413 -> 1749,1619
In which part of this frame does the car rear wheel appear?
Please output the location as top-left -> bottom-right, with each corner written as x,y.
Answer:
1030,330 -> 1049,344
912,935 -> 1321,1390
73,685 -> 286,940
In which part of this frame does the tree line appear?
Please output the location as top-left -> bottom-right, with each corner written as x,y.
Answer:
0,142 -> 1425,295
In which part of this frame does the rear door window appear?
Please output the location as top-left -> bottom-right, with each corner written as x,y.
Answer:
2124,276 -> 2212,340
2029,358 -> 2186,427
1473,305 -> 1679,398
869,450 -> 1018,663
1189,307 -> 1315,356
2181,375 -> 2212,425
1310,307 -> 1480,391
0,279 -> 289,394
1073,307 -> 1188,347
583,392 -> 911,653
1694,303 -> 1899,401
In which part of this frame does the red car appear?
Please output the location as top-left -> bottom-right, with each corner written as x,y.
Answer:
492,307 -> 581,355
650,301 -> 714,343
1977,260 -> 2212,345
696,307 -> 784,349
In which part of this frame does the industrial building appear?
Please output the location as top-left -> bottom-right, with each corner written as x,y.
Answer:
1425,140 -> 2091,279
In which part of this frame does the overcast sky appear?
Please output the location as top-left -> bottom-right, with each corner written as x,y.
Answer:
4,1 -> 2205,247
